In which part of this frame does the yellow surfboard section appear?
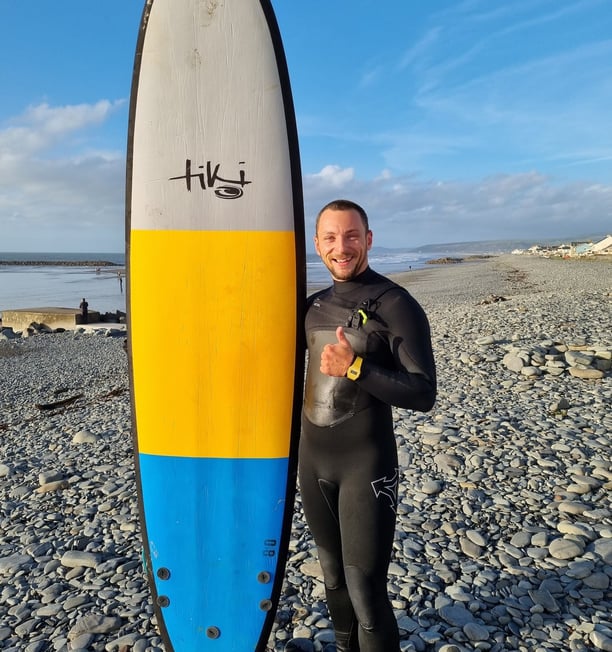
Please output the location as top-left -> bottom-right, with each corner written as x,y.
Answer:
130,229 -> 297,459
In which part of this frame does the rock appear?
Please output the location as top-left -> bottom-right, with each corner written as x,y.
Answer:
582,572 -> 610,590
68,615 -> 122,640
465,530 -> 487,547
421,480 -> 443,495
548,538 -> 584,560
439,604 -> 474,627
521,365 -> 542,377
72,429 -> 100,444
476,335 -> 496,345
0,554 -> 33,573
558,500 -> 589,515
463,621 -> 490,642
36,479 -> 69,493
590,538 -> 612,564
60,551 -> 103,569
503,353 -> 525,372
300,562 -> 324,579
38,470 -> 64,485
590,630 -> 612,652
549,397 -> 571,412
568,366 -> 605,379
528,588 -> 560,612
558,521 -> 594,537
433,453 -> 463,474
285,638 -> 315,651
565,351 -> 594,366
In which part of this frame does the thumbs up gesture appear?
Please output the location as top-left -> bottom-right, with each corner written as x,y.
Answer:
320,326 -> 355,377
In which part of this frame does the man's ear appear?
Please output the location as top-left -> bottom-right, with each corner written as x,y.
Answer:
366,230 -> 373,250
314,235 -> 321,257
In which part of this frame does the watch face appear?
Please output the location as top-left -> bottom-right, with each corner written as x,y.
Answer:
348,357 -> 362,380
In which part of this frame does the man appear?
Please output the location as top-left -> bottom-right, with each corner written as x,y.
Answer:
79,298 -> 89,325
299,199 -> 436,651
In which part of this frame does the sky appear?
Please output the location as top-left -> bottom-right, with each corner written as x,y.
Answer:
1,0 -> 611,252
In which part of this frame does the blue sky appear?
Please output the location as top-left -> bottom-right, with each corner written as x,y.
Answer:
1,0 -> 610,252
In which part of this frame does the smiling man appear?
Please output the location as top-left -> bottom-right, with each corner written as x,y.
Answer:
314,202 -> 372,281
299,199 -> 437,652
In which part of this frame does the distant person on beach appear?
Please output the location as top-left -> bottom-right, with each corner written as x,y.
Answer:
79,298 -> 89,324
299,199 -> 436,651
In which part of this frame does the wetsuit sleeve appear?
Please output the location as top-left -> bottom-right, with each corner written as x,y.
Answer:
357,290 -> 436,412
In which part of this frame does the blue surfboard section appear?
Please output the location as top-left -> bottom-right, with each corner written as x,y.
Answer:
138,454 -> 290,648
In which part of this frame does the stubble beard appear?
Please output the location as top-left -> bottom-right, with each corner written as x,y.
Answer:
324,255 -> 366,282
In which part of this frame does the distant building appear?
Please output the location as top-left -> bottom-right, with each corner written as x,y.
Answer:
572,241 -> 593,256
515,235 -> 611,258
591,235 -> 612,255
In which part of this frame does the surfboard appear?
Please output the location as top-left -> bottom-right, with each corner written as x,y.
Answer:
125,1 -> 305,650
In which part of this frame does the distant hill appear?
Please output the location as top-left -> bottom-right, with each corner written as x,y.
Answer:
394,233 -> 609,255
404,240 -> 529,255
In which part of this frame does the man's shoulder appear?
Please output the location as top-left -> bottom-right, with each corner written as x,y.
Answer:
306,286 -> 332,310
367,269 -> 408,299
367,269 -> 427,316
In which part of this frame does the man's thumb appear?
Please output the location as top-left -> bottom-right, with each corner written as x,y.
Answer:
336,326 -> 349,346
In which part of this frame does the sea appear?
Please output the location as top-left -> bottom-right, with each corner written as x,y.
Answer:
0,249 -> 443,317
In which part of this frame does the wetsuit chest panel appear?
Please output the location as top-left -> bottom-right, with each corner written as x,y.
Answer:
303,278 -> 396,428
304,328 -> 370,427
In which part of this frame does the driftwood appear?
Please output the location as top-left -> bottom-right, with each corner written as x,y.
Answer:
35,394 -> 84,411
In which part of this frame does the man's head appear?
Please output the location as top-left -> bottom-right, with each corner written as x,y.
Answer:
314,199 -> 372,282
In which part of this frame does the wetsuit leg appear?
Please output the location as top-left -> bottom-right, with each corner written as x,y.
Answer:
299,406 -> 400,652
298,457 -> 359,649
338,466 -> 400,651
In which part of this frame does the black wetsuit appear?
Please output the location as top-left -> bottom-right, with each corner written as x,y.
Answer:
299,267 -> 436,652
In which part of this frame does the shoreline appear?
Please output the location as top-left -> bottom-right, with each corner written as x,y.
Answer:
392,252 -> 612,305
0,254 -> 610,651
2,252 -> 607,318
0,260 -> 122,267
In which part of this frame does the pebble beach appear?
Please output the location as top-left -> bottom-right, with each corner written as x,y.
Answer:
0,254 -> 610,652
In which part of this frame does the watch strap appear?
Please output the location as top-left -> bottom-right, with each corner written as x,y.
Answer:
346,355 -> 363,381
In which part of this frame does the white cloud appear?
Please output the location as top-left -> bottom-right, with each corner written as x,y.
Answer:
0,102 -> 125,251
302,166 -> 612,247
0,100 -> 124,159
309,165 -> 355,188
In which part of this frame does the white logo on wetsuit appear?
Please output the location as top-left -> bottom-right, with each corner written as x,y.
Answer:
371,468 -> 399,511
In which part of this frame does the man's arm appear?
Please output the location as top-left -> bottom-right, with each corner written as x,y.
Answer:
320,290 -> 436,412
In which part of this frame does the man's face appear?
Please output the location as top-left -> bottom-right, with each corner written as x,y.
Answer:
314,208 -> 372,282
